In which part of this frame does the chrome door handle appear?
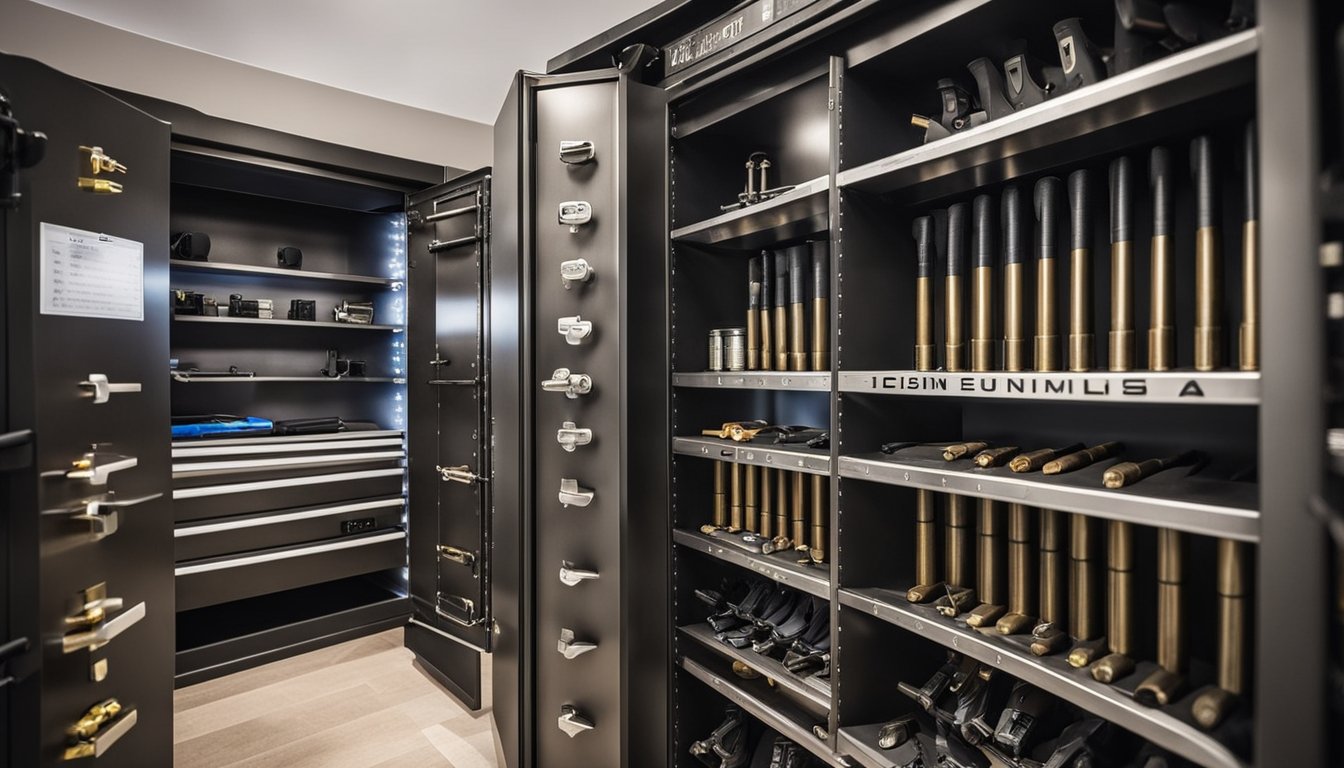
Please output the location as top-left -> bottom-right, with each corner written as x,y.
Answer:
556,421 -> 592,452
62,601 -> 146,653
438,545 -> 477,568
558,478 -> 594,508
541,368 -> 591,399
557,705 -> 595,737
68,493 -> 161,541
557,628 -> 597,659
66,453 -> 137,486
559,140 -> 595,164
78,374 -> 141,404
558,200 -> 592,232
560,258 -> 594,289
557,315 -> 593,345
436,465 -> 486,484
558,562 -> 599,586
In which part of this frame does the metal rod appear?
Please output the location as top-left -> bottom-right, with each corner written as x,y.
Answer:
809,474 -> 826,563
1067,513 -> 1102,667
1136,528 -> 1185,706
744,465 -> 759,534
1091,520 -> 1135,682
908,489 -> 942,603
1191,135 -> 1223,371
1034,177 -> 1062,371
791,471 -> 806,549
1240,121 -> 1258,371
1109,156 -> 1136,371
788,245 -> 808,372
946,494 -> 972,588
748,254 -> 763,370
1003,183 -> 1027,372
1030,508 -> 1069,655
729,462 -> 743,531
946,202 -> 969,371
712,461 -> 727,528
811,242 -> 829,371
967,498 -> 1006,627
996,504 -> 1036,634
759,467 -> 773,538
774,251 -> 789,370
913,216 -> 936,371
1067,169 -> 1094,371
971,194 -> 997,372
1149,146 -> 1175,370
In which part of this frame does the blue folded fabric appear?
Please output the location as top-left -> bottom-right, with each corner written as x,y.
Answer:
171,416 -> 273,439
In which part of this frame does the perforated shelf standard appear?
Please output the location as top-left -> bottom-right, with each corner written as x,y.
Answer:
837,447 -> 1258,543
674,371 -> 831,392
169,260 -> 398,286
839,587 -> 1250,768
679,623 -> 831,712
670,175 -> 829,251
673,528 -> 830,599
674,435 -> 831,476
838,370 -> 1260,406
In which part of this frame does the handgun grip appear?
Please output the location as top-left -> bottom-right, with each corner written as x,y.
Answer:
1002,185 -> 1024,265
972,194 -> 995,269
1068,169 -> 1091,251
1110,156 -> 1133,243
946,202 -> 969,276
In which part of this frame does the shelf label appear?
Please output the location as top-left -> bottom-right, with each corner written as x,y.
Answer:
663,0 -> 819,75
40,223 -> 143,321
840,371 -> 1258,404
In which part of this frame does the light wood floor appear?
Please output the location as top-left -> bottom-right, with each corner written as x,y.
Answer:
174,629 -> 498,768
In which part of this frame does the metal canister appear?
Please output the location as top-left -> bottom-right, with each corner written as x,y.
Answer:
721,327 -> 746,371
708,329 -> 724,371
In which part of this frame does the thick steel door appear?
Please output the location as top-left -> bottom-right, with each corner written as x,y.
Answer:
405,169 -> 493,710
1,54 -> 173,766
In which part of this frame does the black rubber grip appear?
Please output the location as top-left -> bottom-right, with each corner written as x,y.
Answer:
1068,169 -> 1091,251
1149,146 -> 1172,237
749,254 -> 763,309
773,250 -> 788,307
1109,156 -> 1133,244
972,194 -> 994,269
1190,135 -> 1217,229
912,215 -> 935,277
1034,176 -> 1062,259
788,244 -> 807,304
1243,120 -> 1257,221
811,241 -> 829,300
1002,185 -> 1024,265
946,202 -> 969,277
759,250 -> 773,309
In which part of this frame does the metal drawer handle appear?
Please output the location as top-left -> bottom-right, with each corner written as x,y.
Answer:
558,479 -> 594,508
65,452 -> 136,486
437,464 -> 486,484
558,705 -> 595,737
557,315 -> 593,345
556,421 -> 592,452
174,530 -> 405,575
560,258 -> 593,289
63,700 -> 137,760
66,493 -> 161,541
559,140 -> 595,165
435,594 -> 480,627
541,368 -> 591,399
78,374 -> 141,404
62,601 -> 145,654
558,562 -> 599,586
557,628 -> 597,660
438,545 -> 477,568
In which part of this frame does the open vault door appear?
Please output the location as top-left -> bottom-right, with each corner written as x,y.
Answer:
404,168 -> 493,710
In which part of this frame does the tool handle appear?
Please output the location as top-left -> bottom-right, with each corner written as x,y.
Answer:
946,202 -> 969,276
1110,156 -> 1133,243
811,241 -> 829,300
749,254 -> 763,310
1068,169 -> 1091,251
1150,146 -> 1173,237
913,216 -> 935,277
973,194 -> 994,268
1190,135 -> 1217,229
788,245 -> 807,305
1002,184 -> 1024,265
1243,121 -> 1257,221
1034,176 -> 1061,258
759,250 -> 773,309
773,250 -> 788,306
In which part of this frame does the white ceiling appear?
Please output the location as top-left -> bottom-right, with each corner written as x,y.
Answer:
29,0 -> 661,125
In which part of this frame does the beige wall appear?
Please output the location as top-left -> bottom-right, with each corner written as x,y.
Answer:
0,0 -> 492,173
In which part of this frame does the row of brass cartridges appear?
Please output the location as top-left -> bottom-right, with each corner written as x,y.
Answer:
707,460 -> 827,565
746,242 -> 829,373
911,124 -> 1258,374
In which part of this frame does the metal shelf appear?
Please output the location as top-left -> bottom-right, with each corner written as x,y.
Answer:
173,315 -> 403,331
679,623 -> 831,711
680,656 -> 849,768
674,436 -> 831,476
674,371 -> 831,391
837,725 -> 903,768
170,260 -> 397,286
837,371 -> 1260,406
837,447 -> 1258,542
172,374 -> 403,384
837,29 -> 1258,198
670,175 -> 829,251
673,528 -> 830,599
171,429 -> 403,449
839,587 -> 1249,768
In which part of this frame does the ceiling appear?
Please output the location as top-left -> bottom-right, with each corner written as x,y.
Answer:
29,0 -> 663,125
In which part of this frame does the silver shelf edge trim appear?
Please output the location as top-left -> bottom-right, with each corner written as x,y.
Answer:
673,371 -> 832,391
174,498 -> 406,537
172,438 -> 404,458
672,529 -> 830,598
171,430 -> 404,449
172,450 -> 405,475
175,530 -> 406,576
669,174 -> 830,240
172,468 -> 405,499
673,437 -> 831,475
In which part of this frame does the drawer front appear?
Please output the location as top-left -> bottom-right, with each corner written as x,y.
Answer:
172,468 -> 406,522
174,497 -> 405,561
175,530 -> 406,611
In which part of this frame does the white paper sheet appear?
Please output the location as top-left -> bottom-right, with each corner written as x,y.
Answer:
39,223 -> 144,321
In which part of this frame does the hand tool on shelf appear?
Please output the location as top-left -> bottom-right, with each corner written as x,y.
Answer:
1191,539 -> 1248,729
966,499 -> 1007,627
1109,156 -> 1136,371
1149,146 -> 1176,370
944,440 -> 990,461
1066,514 -> 1105,667
1009,443 -> 1084,473
701,420 -> 767,439
946,202 -> 970,372
1029,509 -> 1070,652
908,489 -> 945,603
1002,183 -> 1028,372
1003,42 -> 1060,111
811,241 -> 829,372
1135,527 -> 1186,706
729,462 -> 743,532
1042,441 -> 1123,475
974,446 -> 1019,468
971,193 -> 998,372
967,57 -> 1014,122
996,504 -> 1038,635
1192,134 -> 1223,371
1102,450 -> 1201,488
1240,120 -> 1259,371
911,79 -> 986,144
1034,177 -> 1063,371
761,249 -> 775,370
1053,18 -> 1107,94
748,254 -> 763,370
936,494 -> 977,617
808,475 -> 826,564
913,215 -> 937,371
774,250 -> 789,371
1091,520 -> 1136,682
1068,169 -> 1095,372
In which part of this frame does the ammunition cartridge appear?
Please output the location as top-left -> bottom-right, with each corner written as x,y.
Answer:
1240,122 -> 1258,371
1034,178 -> 1063,371
712,461 -> 727,528
788,245 -> 808,372
946,202 -> 969,371
1002,184 -> 1028,371
971,194 -> 998,371
1109,157 -> 1136,371
1067,169 -> 1095,371
967,498 -> 1006,628
946,494 -> 972,588
944,441 -> 990,461
744,465 -> 758,533
774,250 -> 789,370
748,254 -> 763,370
1191,136 -> 1223,371
760,250 -> 774,370
996,503 -> 1036,635
913,216 -> 937,371
810,474 -> 826,563
729,462 -> 743,531
791,471 -> 806,550
811,241 -> 829,372
1042,441 -> 1122,475
975,446 -> 1020,468
1009,442 -> 1084,473
1149,147 -> 1175,370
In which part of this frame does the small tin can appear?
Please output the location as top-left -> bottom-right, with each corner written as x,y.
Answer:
708,329 -> 724,371
721,327 -> 746,371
